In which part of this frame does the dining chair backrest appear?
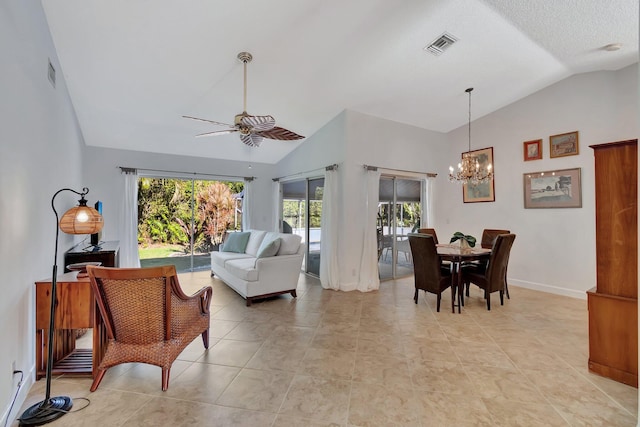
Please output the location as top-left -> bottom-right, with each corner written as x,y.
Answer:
481,229 -> 510,249
408,233 -> 444,291
485,233 -> 516,292
417,228 -> 439,245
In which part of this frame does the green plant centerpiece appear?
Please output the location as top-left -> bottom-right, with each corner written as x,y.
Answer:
450,232 -> 476,248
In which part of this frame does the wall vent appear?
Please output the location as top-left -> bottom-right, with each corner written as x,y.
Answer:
424,32 -> 458,56
48,59 -> 56,88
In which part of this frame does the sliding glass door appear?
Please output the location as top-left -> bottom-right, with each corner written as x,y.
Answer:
137,177 -> 243,273
378,176 -> 422,280
281,177 -> 324,276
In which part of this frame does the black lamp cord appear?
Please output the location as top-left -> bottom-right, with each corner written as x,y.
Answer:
4,370 -> 22,427
6,368 -> 92,425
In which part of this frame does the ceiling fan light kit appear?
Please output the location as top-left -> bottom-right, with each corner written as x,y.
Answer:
183,51 -> 304,147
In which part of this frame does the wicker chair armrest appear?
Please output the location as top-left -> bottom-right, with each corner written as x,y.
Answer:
174,285 -> 212,315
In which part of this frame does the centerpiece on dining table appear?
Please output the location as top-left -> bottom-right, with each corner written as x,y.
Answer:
450,232 -> 477,250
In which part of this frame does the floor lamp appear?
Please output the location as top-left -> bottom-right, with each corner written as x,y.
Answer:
19,188 -> 103,426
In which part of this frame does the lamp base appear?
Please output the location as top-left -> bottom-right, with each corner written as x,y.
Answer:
19,396 -> 72,426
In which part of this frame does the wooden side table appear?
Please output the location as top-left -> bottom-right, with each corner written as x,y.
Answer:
35,271 -> 107,379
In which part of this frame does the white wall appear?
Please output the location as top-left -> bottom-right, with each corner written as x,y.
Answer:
437,65 -> 638,298
277,109 -> 447,288
0,1 -> 85,422
275,66 -> 638,298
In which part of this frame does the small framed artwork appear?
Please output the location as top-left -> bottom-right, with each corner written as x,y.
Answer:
523,139 -> 542,161
523,167 -> 582,208
550,131 -> 579,158
463,147 -> 495,203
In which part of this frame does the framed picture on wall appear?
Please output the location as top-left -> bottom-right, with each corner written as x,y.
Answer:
523,139 -> 542,161
523,167 -> 582,208
550,131 -> 579,158
462,147 -> 495,203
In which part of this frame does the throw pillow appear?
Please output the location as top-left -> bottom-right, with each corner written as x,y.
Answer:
222,232 -> 251,253
257,237 -> 281,258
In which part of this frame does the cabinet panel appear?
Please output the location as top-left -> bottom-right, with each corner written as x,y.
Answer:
593,141 -> 637,298
35,279 -> 93,329
587,289 -> 638,386
589,139 -> 638,387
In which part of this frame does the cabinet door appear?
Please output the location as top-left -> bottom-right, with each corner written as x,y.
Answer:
35,281 -> 93,329
593,140 -> 637,298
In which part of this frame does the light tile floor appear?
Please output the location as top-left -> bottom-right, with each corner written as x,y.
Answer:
13,272 -> 638,426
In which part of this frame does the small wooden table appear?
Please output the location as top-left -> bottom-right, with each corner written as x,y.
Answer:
437,244 -> 492,313
35,271 -> 107,379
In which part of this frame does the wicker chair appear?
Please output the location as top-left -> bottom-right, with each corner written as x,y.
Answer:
86,265 -> 212,392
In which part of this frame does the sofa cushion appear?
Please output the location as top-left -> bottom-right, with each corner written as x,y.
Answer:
225,258 -> 259,282
277,233 -> 302,255
211,252 -> 253,268
244,230 -> 267,256
222,232 -> 251,253
257,236 -> 281,258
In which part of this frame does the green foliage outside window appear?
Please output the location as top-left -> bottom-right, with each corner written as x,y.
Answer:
138,178 -> 242,253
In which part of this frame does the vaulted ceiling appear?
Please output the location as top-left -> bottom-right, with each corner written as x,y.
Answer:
42,0 -> 638,164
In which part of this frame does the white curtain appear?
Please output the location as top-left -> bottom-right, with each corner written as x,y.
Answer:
320,167 -> 340,290
421,176 -> 435,227
119,168 -> 140,267
358,168 -> 381,292
272,180 -> 281,232
242,178 -> 253,231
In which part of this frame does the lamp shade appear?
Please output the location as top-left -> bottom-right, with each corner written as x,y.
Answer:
59,205 -> 104,235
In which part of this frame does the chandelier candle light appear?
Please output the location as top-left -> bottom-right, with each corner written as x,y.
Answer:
449,88 -> 493,185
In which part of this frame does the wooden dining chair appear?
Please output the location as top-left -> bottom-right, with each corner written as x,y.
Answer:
462,233 -> 515,310
87,265 -> 212,391
418,228 -> 439,244
481,229 -> 510,249
408,233 -> 451,312
466,228 -> 512,299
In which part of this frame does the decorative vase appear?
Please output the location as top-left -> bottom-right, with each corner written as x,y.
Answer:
460,239 -> 470,250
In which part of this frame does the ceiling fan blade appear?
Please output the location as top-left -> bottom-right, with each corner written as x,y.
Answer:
195,129 -> 238,138
240,132 -> 263,147
258,126 -> 305,141
182,115 -> 235,128
241,115 -> 275,131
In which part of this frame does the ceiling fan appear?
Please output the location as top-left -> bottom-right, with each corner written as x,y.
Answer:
183,52 -> 304,147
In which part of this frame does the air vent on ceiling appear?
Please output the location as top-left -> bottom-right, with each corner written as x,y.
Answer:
424,32 -> 458,56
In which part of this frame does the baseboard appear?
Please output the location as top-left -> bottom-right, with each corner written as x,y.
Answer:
2,366 -> 35,426
509,279 -> 588,300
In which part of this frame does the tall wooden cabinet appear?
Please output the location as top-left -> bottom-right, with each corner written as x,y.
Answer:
587,139 -> 638,387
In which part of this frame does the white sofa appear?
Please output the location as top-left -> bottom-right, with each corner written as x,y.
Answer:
210,230 -> 304,306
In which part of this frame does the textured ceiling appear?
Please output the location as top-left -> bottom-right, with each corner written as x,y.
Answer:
42,0 -> 638,164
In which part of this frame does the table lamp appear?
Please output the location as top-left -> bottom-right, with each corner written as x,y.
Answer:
19,187 -> 103,426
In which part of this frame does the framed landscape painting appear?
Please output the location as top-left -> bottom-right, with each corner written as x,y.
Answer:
523,167 -> 582,208
550,131 -> 579,158
462,147 -> 495,203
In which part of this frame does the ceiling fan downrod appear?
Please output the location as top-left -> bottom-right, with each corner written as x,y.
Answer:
237,52 -> 253,113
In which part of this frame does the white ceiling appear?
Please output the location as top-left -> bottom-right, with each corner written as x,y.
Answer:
42,0 -> 638,164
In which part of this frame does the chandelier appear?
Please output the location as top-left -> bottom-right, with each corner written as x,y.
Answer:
449,88 -> 493,185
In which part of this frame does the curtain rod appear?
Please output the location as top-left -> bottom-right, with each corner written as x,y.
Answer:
272,163 -> 339,182
363,164 -> 437,178
118,166 -> 255,181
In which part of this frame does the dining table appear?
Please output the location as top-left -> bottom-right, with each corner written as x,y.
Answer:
436,244 -> 492,313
